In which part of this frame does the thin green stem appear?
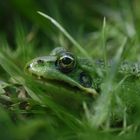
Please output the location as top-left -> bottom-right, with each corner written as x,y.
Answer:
37,11 -> 91,59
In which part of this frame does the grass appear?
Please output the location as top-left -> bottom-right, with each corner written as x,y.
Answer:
1,1 -> 140,140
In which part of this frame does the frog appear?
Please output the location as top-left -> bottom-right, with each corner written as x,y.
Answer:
25,47 -> 102,97
25,47 -> 140,98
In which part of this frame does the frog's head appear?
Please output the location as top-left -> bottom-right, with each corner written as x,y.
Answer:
25,47 -> 98,96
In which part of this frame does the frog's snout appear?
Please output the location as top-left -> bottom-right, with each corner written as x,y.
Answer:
25,59 -> 36,73
24,63 -> 31,74
25,64 -> 31,70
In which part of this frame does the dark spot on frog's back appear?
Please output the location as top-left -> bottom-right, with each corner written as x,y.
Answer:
79,72 -> 92,88
132,67 -> 136,72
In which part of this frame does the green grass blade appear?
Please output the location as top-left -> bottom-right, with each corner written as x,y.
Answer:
102,17 -> 107,67
37,11 -> 90,58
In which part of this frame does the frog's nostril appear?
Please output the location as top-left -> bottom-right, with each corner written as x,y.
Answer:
37,59 -> 44,64
26,65 -> 31,69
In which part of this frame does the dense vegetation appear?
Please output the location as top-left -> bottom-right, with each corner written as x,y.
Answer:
0,0 -> 140,139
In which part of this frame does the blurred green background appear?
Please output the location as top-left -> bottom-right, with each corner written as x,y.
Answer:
1,0 -> 140,140
1,0 -> 140,51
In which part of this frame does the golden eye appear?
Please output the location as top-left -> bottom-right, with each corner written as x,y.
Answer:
56,53 -> 76,73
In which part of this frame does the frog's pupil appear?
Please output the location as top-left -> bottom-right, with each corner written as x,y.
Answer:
62,56 -> 72,65
56,54 -> 76,73
79,72 -> 92,88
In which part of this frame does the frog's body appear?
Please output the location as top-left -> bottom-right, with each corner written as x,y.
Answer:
25,47 -> 140,96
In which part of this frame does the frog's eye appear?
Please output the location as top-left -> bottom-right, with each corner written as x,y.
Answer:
79,72 -> 92,87
56,53 -> 76,73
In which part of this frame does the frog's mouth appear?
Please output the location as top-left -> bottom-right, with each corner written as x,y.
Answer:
35,75 -> 98,97
25,56 -> 98,97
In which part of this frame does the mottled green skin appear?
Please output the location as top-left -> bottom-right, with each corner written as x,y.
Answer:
25,47 -> 140,96
25,48 -> 99,96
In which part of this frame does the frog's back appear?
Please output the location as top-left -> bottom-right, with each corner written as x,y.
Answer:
78,56 -> 140,77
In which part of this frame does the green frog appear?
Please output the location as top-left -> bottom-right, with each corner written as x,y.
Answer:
25,47 -> 102,97
25,47 -> 140,97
